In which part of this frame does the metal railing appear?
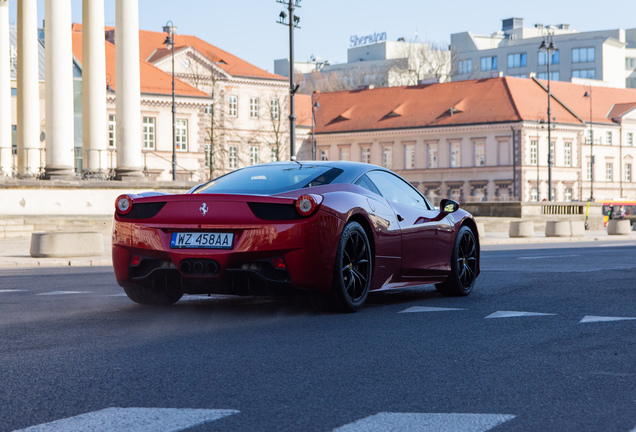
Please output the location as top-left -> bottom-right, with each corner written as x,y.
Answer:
142,150 -> 197,181
2,147 -> 198,181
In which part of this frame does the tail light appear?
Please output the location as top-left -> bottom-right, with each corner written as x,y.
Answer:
295,194 -> 322,217
115,194 -> 134,215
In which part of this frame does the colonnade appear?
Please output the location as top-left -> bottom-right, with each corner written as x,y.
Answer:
0,0 -> 144,179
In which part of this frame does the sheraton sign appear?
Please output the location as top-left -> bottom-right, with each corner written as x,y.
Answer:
350,32 -> 387,47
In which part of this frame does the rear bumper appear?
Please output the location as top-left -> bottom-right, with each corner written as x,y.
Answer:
112,210 -> 344,294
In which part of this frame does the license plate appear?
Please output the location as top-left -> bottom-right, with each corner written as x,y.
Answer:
170,232 -> 234,249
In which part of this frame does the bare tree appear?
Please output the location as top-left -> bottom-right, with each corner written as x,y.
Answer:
297,65 -> 390,94
391,40 -> 452,86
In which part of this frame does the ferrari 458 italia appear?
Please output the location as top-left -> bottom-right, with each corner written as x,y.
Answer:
112,161 -> 480,312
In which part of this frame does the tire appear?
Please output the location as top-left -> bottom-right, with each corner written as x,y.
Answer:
330,222 -> 372,312
436,225 -> 478,297
122,280 -> 183,306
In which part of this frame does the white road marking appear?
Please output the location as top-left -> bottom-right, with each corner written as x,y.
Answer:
333,412 -> 516,432
580,315 -> 636,323
37,291 -> 92,296
517,254 -> 580,260
13,407 -> 239,432
400,306 -> 467,313
0,289 -> 28,293
485,311 -> 557,319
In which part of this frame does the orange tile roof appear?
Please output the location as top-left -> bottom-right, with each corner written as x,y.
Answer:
71,31 -> 208,98
135,29 -> 287,82
314,77 -> 636,134
295,94 -> 312,127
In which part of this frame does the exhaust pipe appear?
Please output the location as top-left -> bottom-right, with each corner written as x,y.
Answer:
206,261 -> 219,274
179,260 -> 191,273
193,261 -> 204,273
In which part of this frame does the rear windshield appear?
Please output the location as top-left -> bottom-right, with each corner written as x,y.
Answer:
194,165 -> 344,195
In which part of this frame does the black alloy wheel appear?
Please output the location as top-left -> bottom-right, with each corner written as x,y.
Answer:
331,222 -> 372,312
436,225 -> 478,296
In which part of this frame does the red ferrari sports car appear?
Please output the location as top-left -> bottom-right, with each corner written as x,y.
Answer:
112,161 -> 480,312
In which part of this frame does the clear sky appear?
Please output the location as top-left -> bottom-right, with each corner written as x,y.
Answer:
8,0 -> 636,73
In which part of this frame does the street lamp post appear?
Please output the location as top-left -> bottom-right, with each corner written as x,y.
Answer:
311,91 -> 320,160
163,22 -> 176,180
277,0 -> 300,161
539,33 -> 556,201
584,85 -> 594,201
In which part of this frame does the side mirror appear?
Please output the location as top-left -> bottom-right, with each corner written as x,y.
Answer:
440,199 -> 460,213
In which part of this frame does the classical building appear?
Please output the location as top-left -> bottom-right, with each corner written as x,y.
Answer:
309,76 -> 636,204
1,0 -> 311,182
451,18 -> 636,89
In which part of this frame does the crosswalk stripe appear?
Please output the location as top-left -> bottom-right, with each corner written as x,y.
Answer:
580,315 -> 636,323
485,311 -> 556,319
13,407 -> 239,432
400,306 -> 467,313
333,412 -> 516,432
37,291 -> 92,296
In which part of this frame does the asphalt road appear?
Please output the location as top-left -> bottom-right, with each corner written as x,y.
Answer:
0,242 -> 635,432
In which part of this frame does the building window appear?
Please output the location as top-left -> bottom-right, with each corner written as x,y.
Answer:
428,143 -> 438,168
474,142 -> 485,166
628,132 -> 634,146
271,147 -> 278,162
509,74 -> 528,78
450,188 -> 461,202
530,187 -> 539,202
530,140 -> 538,165
572,69 -> 595,79
606,131 -> 612,145
550,141 -> 555,167
480,56 -> 497,71
507,53 -> 527,69
249,97 -> 259,119
250,146 -> 259,165
228,95 -> 238,117
320,149 -> 329,161
339,147 -> 350,161
572,47 -> 595,63
229,145 -> 238,168
587,161 -> 592,180
108,114 -> 116,148
538,50 -> 559,65
270,99 -> 280,120
361,147 -> 371,164
458,59 -> 472,75
450,143 -> 460,168
565,188 -> 572,201
537,71 -> 560,81
626,164 -> 632,182
382,147 -> 392,168
175,119 -> 188,151
606,162 -> 613,181
142,117 -> 155,149
405,145 -> 415,169
204,104 -> 213,115
564,142 -> 571,167
204,143 -> 212,168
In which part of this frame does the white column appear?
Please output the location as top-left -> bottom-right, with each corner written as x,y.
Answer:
17,0 -> 41,177
82,0 -> 107,174
115,0 -> 144,179
0,0 -> 10,176
44,0 -> 75,179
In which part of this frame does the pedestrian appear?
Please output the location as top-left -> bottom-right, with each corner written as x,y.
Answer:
619,206 -> 626,219
608,205 -> 614,220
